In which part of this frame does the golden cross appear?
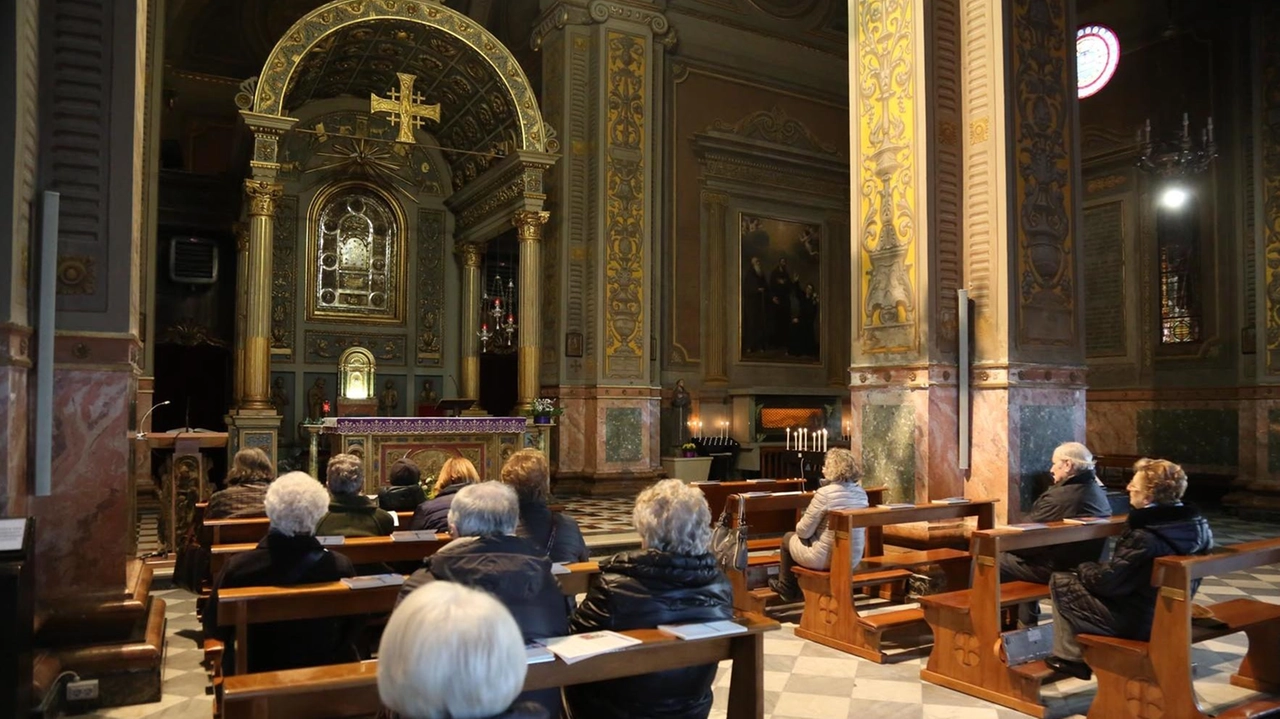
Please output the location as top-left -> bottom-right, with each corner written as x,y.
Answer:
370,73 -> 440,144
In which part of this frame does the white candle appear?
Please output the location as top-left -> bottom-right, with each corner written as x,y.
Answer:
823,429 -> 829,452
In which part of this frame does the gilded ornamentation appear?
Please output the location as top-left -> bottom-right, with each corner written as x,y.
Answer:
304,330 -> 406,365
158,320 -> 229,348
455,241 -> 483,268
1261,4 -> 1280,370
252,0 -> 546,166
604,30 -> 646,378
589,1 -> 669,34
1085,173 -> 1128,195
271,196 -> 299,355
856,0 -> 919,354
56,255 -> 96,295
244,180 -> 284,216
512,210 -> 550,242
280,111 -> 445,197
1011,0 -> 1076,346
969,117 -> 989,145
306,182 -> 407,325
938,121 -> 959,147
417,209 -> 445,365
369,72 -> 441,144
234,76 -> 259,111
710,106 -> 841,156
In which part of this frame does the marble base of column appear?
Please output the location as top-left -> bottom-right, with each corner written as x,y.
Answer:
552,386 -> 663,496
226,409 -> 283,467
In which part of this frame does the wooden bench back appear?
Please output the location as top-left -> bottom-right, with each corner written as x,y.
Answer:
694,480 -> 806,525
721,484 -> 886,535
210,534 -> 450,577
221,613 -> 779,719
202,512 -> 415,547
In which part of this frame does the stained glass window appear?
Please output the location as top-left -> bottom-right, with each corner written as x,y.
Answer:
1157,196 -> 1201,345
309,184 -> 403,323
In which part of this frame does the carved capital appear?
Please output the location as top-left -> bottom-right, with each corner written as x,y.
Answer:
512,210 -> 551,242
244,180 -> 284,217
589,1 -> 670,35
531,4 -> 594,49
455,241 -> 484,268
700,190 -> 731,207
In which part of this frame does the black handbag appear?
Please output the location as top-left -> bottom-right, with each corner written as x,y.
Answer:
710,494 -> 748,573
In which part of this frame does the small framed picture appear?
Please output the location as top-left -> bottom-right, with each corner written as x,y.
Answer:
565,332 -> 584,358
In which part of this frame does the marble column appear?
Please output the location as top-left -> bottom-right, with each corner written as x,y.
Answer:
514,211 -> 549,414
456,241 -> 483,402
534,0 -> 671,494
847,0 -> 964,523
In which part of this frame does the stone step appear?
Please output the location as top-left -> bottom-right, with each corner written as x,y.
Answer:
36,560 -> 154,646
51,596 -> 166,711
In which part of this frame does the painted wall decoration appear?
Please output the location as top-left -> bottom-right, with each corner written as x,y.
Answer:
739,213 -> 821,364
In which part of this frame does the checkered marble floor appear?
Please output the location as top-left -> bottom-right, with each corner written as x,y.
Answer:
558,496 -> 638,536
93,511 -> 1280,719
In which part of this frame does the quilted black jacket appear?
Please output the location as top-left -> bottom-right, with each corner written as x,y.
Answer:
1015,470 -> 1113,571
1051,503 -> 1213,639
565,549 -> 734,719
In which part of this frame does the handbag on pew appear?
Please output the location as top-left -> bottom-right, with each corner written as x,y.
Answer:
711,495 -> 749,573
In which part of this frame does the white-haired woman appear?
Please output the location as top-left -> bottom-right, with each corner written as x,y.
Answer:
203,472 -> 357,673
316,453 -> 395,537
379,582 -> 548,719
566,479 -> 732,719
769,447 -> 869,603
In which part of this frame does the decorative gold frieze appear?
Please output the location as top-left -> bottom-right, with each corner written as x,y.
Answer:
604,30 -> 647,378
304,330 -> 406,366
1262,4 -> 1280,371
271,196 -> 298,356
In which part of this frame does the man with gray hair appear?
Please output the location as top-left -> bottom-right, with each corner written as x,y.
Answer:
315,453 -> 395,537
204,472 -> 358,673
1002,441 -> 1112,628
398,481 -> 569,717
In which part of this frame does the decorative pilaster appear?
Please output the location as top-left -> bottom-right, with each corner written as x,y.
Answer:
456,241 -> 483,402
232,223 -> 249,408
242,179 -> 282,410
514,210 -> 550,413
702,191 -> 730,384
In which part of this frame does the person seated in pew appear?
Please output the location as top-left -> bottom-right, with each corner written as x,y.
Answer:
204,471 -> 359,674
768,447 -> 869,603
380,582 -> 549,719
566,479 -> 733,719
377,457 -> 427,512
501,449 -> 589,564
206,447 -> 275,519
409,456 -> 481,532
1045,458 -> 1213,680
1001,441 -> 1112,628
316,453 -> 395,537
398,481 -> 569,717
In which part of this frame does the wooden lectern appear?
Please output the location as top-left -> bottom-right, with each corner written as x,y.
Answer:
136,430 -> 228,554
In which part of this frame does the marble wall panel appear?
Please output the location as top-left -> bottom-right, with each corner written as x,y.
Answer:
1085,401 -> 1142,455
1018,405 -> 1078,513
1267,409 -> 1280,474
1137,408 -> 1238,468
605,407 -> 644,464
556,397 -> 588,475
0,364 -> 29,517
29,369 -> 133,598
969,390 -> 1013,520
861,403 -> 916,503
918,386 -> 961,499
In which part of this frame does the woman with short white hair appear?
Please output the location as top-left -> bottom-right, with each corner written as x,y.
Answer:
203,472 -> 358,673
380,582 -> 548,719
769,447 -> 869,602
566,479 -> 732,719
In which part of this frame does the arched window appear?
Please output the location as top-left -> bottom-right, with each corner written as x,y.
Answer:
307,183 -> 405,324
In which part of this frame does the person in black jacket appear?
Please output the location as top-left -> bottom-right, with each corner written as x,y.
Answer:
1046,458 -> 1213,679
316,453 -> 396,537
409,456 -> 480,532
398,481 -> 569,717
204,472 -> 358,674
565,479 -> 734,719
1002,441 -> 1112,627
380,582 -> 549,719
377,457 -> 426,512
500,449 -> 589,563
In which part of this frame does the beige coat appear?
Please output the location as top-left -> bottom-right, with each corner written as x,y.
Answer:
787,481 -> 869,570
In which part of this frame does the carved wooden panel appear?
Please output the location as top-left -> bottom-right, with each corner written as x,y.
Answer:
271,195 -> 298,357
416,208 -> 444,365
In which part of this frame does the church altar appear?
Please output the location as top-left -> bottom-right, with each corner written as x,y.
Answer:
321,416 -> 549,492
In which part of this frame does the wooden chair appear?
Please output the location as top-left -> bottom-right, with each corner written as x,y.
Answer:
792,500 -> 994,662
209,534 -> 450,578
918,518 -> 1129,717
220,613 -> 779,719
1079,537 -> 1280,719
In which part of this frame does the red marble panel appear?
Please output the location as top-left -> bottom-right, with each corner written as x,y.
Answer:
0,364 -> 30,517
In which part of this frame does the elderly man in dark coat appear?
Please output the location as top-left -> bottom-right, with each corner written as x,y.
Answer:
1002,441 -> 1112,627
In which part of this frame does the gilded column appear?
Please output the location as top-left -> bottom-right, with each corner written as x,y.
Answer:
231,223 -> 249,408
514,211 -> 550,413
702,191 -> 730,384
242,180 -> 283,410
456,242 -> 483,402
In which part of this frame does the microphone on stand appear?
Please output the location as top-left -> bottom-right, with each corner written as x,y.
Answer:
447,374 -> 462,396
136,400 -> 171,440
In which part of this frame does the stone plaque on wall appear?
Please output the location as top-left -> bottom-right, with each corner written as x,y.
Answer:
1083,201 -> 1126,357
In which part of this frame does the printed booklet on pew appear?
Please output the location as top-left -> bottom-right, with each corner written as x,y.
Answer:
1005,523 -> 1050,531
340,574 -> 406,589
930,497 -> 970,505
1063,517 -> 1111,525
879,502 -> 916,510
541,631 -> 641,664
525,642 -> 556,664
657,620 -> 749,640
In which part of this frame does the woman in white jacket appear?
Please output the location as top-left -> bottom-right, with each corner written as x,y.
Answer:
768,447 -> 869,602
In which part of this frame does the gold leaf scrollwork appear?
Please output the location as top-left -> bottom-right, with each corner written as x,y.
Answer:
604,30 -> 646,378
1260,5 -> 1280,365
512,210 -> 550,242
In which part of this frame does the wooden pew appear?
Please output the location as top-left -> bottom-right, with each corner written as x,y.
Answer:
220,612 -> 779,719
1080,537 -> 1280,719
693,479 -> 806,526
918,517 -> 1129,717
209,534 -> 451,578
209,562 -> 600,677
721,486 -> 887,614
201,511 -> 415,547
792,500 -> 995,662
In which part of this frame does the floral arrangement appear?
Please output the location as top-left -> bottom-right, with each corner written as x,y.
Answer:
532,397 -> 563,418
681,441 -> 698,458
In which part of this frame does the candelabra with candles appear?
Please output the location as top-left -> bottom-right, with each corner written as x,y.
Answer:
785,426 -> 830,489
687,419 -> 740,481
1136,113 -> 1217,177
478,275 -> 517,353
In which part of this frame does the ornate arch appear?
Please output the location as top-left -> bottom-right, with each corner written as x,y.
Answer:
251,0 -> 548,153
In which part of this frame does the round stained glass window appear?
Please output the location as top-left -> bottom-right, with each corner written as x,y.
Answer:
1077,25 -> 1120,99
